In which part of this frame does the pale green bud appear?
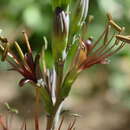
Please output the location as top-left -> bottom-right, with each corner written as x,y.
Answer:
52,7 -> 69,60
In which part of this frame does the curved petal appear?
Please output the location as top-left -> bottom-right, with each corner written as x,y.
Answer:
19,78 -> 35,87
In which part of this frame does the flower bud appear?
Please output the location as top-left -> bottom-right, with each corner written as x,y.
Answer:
52,7 -> 69,60
71,0 -> 89,34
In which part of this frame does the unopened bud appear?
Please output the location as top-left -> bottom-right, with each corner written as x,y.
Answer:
71,0 -> 89,33
52,7 -> 69,59
54,7 -> 69,39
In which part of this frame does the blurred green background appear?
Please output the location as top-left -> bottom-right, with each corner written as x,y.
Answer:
1,0 -> 130,130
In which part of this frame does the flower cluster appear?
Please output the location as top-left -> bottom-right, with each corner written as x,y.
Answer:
0,32 -> 41,87
0,0 -> 130,129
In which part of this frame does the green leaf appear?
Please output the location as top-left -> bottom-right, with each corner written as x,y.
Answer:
61,70 -> 78,99
63,42 -> 78,76
40,47 -> 54,71
45,50 -> 54,69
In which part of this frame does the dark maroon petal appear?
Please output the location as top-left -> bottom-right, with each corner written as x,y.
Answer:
34,54 -> 42,79
24,53 -> 34,71
19,78 -> 34,87
21,67 -> 35,81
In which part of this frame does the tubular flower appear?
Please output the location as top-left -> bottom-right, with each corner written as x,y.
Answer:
0,32 -> 42,87
72,15 -> 129,72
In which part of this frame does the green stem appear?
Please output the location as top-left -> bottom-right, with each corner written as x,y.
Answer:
46,99 -> 63,130
46,115 -> 54,130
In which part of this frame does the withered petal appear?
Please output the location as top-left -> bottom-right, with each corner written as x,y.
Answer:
19,78 -> 35,87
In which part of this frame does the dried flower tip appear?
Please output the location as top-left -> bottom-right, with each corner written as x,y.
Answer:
22,31 -> 32,54
116,35 -> 130,43
109,20 -> 122,32
107,13 -> 112,21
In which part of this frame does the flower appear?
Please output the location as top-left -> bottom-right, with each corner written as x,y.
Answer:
71,15 -> 129,72
0,31 -> 42,87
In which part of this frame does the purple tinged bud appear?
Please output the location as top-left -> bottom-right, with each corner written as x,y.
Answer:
84,38 -> 93,53
54,7 -> 69,39
52,7 -> 69,59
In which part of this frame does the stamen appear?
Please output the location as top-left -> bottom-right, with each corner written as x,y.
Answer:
91,27 -> 107,50
97,39 -> 122,59
14,41 -> 25,62
93,42 -> 125,67
116,35 -> 130,43
103,25 -> 111,45
0,43 -> 21,65
92,32 -> 115,56
14,42 -> 32,72
109,20 -> 122,32
99,36 -> 120,56
79,41 -> 125,70
23,31 -> 32,54
115,27 -> 125,45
